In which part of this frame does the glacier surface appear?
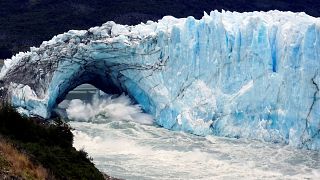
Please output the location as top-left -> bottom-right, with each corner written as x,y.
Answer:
1,10 -> 320,150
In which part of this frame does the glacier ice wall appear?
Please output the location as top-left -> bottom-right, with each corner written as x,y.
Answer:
1,10 -> 320,150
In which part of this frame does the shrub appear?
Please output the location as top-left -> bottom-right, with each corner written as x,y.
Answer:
0,104 -> 105,180
0,104 -> 73,148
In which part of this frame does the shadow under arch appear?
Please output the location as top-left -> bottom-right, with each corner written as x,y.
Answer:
53,73 -> 122,109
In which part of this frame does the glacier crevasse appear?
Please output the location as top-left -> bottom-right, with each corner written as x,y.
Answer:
1,10 -> 320,150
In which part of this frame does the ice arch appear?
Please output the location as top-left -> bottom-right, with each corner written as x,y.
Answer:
1,11 -> 320,150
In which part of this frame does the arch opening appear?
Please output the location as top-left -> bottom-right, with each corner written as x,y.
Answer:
53,83 -> 98,118
53,82 -> 154,125
48,66 -> 125,119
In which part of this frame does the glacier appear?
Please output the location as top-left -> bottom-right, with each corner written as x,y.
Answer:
1,10 -> 320,150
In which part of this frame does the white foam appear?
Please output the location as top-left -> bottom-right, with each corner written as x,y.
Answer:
70,121 -> 320,180
66,93 -> 154,125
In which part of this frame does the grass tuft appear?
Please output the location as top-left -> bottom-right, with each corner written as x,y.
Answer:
0,137 -> 48,179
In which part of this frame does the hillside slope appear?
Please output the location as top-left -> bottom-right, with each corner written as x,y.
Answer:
0,137 -> 48,180
0,104 -> 111,179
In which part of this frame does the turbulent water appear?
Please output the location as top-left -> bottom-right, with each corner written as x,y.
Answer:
62,91 -> 320,180
70,121 -> 320,180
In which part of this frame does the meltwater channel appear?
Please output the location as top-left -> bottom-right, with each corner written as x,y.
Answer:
58,84 -> 320,180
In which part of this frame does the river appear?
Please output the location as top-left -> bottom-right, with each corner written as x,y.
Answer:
58,85 -> 320,179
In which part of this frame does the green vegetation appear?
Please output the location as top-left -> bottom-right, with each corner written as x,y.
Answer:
0,104 -> 105,180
